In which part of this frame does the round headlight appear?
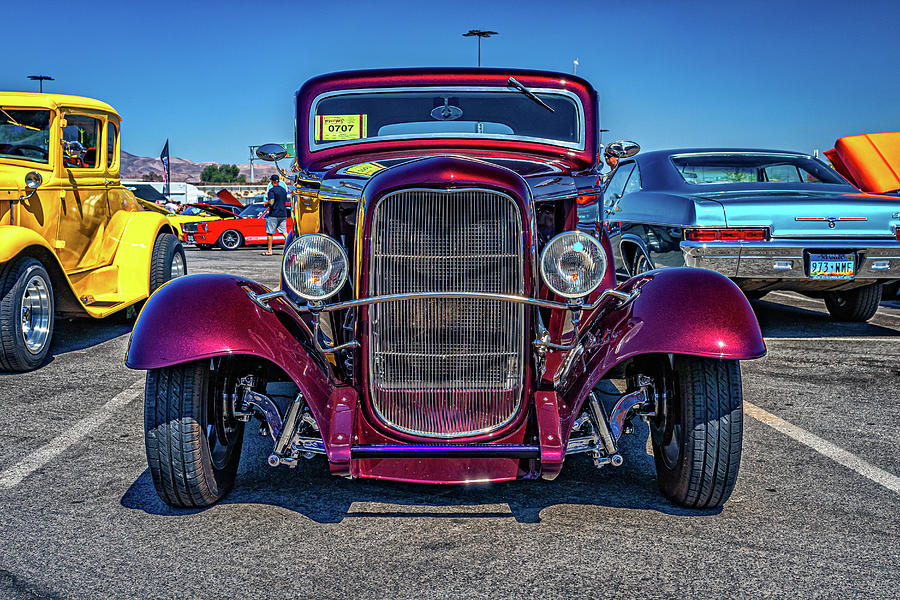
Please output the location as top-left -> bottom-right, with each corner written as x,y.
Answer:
282,234 -> 349,301
539,231 -> 607,298
24,171 -> 43,189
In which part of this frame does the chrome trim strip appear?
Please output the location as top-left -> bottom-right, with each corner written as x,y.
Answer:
249,287 -> 639,314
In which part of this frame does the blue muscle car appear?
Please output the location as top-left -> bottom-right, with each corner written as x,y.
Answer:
602,148 -> 900,322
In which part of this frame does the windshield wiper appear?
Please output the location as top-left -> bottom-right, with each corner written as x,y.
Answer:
0,108 -> 40,131
507,77 -> 555,113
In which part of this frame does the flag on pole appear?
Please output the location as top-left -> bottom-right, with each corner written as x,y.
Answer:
159,140 -> 170,198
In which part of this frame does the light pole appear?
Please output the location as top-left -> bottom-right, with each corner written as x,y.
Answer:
462,30 -> 498,67
28,75 -> 54,93
573,59 -> 579,75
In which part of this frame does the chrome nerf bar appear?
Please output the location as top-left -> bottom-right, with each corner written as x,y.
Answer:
248,287 -> 640,315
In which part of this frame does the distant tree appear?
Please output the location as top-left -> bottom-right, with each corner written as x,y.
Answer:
142,172 -> 163,182
200,164 -> 247,183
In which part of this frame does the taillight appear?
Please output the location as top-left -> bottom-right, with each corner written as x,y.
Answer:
684,228 -> 769,242
576,194 -> 599,206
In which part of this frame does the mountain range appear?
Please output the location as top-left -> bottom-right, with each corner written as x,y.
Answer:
120,150 -> 277,183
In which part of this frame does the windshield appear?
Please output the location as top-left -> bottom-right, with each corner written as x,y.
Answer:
239,204 -> 267,218
310,87 -> 583,151
0,109 -> 51,164
672,153 -> 845,185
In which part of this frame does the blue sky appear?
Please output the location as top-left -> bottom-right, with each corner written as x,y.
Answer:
3,0 -> 898,164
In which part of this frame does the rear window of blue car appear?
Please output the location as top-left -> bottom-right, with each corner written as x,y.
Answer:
672,153 -> 844,185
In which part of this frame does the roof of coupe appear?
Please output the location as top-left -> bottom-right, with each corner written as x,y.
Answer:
0,91 -> 119,116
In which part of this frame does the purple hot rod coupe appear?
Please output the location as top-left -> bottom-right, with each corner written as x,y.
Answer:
126,68 -> 765,509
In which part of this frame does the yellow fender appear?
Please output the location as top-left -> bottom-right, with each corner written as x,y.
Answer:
0,214 -> 175,318
0,225 -> 56,263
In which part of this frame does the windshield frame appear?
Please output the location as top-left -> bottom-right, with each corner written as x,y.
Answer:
307,85 -> 586,154
669,151 -> 846,186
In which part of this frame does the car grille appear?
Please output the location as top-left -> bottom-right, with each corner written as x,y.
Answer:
369,189 -> 525,438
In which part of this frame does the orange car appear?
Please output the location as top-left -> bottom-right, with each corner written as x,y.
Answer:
826,132 -> 900,299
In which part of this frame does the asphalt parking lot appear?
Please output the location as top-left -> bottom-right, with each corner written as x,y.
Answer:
1,246 -> 897,600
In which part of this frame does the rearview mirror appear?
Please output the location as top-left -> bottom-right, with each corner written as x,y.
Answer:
605,140 -> 641,159
256,143 -> 287,162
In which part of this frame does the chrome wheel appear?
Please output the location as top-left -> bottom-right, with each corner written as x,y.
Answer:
21,275 -> 51,354
220,230 -> 241,250
170,252 -> 186,278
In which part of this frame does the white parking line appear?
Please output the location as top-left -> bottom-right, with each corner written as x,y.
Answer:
0,378 -> 144,490
744,401 -> 900,494
764,337 -> 900,342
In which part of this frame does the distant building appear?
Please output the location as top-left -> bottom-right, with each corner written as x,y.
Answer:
121,181 -> 210,205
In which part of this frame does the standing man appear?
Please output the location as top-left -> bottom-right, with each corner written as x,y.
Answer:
601,146 -> 619,185
263,174 -> 288,256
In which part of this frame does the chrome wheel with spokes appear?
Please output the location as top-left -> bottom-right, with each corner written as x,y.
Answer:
217,230 -> 242,250
0,257 -> 55,372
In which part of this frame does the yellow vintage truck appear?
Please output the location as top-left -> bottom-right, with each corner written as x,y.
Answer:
0,92 -> 185,371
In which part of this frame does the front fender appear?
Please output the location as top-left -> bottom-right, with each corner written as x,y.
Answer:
0,225 -> 55,263
560,267 -> 765,406
126,273 -> 334,418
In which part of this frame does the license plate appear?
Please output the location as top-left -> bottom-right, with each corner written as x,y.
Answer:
187,235 -> 194,244
809,253 -> 855,280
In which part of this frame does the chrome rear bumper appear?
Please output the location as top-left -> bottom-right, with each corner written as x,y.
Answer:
681,239 -> 900,281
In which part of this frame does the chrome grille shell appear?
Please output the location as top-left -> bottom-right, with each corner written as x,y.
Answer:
368,188 -> 526,438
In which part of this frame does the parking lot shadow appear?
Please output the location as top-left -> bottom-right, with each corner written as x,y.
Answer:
120,419 -> 719,524
0,316 -> 132,374
751,298 -> 899,338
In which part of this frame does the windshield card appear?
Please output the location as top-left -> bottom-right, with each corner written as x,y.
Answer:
344,162 -> 385,177
809,253 -> 855,280
315,115 -> 367,141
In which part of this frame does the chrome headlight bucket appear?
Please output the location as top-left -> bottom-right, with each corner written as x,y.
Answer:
282,234 -> 349,301
539,231 -> 607,298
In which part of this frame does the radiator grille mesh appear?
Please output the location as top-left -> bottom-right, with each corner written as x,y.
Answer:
369,189 -> 525,437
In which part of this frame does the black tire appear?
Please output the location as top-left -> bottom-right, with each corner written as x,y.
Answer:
144,361 -> 244,508
631,251 -> 652,276
149,233 -> 187,294
823,283 -> 882,322
0,257 -> 55,372
217,230 -> 242,250
650,356 -> 743,508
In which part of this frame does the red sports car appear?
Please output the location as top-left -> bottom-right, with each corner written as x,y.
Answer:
182,202 -> 293,250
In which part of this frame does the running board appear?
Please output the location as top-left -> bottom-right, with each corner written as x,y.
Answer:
350,444 -> 541,459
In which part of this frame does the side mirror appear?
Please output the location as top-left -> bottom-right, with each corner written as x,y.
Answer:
62,140 -> 86,159
256,143 -> 287,162
605,140 -> 641,159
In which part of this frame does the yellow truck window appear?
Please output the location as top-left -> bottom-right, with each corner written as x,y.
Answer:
107,121 -> 118,168
62,114 -> 102,168
0,108 -> 51,164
